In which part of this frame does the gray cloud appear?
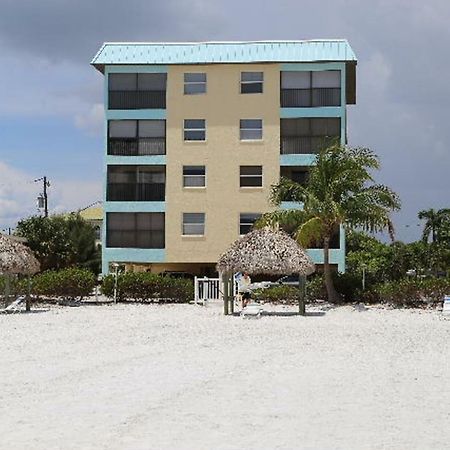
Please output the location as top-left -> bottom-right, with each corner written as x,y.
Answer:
0,0 -> 224,63
0,0 -> 448,241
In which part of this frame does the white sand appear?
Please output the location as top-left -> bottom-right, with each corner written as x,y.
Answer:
1,302 -> 449,450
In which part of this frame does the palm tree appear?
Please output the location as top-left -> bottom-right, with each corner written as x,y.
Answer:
256,144 -> 401,302
418,208 -> 450,243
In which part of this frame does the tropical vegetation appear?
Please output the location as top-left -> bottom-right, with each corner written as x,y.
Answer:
15,214 -> 101,273
256,144 -> 401,302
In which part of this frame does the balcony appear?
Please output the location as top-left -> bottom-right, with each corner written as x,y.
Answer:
107,183 -> 165,202
108,90 -> 166,110
106,212 -> 165,249
108,137 -> 166,156
281,136 -> 335,154
107,230 -> 165,249
281,88 -> 341,108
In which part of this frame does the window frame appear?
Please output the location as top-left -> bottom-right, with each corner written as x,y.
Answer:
239,119 -> 263,141
183,119 -> 206,142
182,212 -> 205,236
239,165 -> 263,188
184,73 -> 207,95
240,71 -> 264,94
183,165 -> 206,188
239,213 -> 262,235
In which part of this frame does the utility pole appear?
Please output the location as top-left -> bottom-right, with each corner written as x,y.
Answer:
35,176 -> 50,217
43,176 -> 49,218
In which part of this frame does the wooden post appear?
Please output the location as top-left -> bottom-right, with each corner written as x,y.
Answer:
222,273 -> 229,315
298,274 -> 306,316
26,276 -> 31,312
229,276 -> 234,315
4,274 -> 10,308
194,276 -> 198,305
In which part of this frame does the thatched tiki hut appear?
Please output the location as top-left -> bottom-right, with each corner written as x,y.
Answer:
216,228 -> 315,315
0,234 -> 40,311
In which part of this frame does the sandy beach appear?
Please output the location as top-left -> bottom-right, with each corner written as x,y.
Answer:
1,302 -> 449,450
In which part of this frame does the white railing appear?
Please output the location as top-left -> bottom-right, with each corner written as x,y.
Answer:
194,276 -> 240,305
194,277 -> 220,304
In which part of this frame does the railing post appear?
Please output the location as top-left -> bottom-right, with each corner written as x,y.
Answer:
194,276 -> 198,305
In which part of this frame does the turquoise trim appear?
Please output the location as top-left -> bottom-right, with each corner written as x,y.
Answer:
105,202 -> 165,213
102,248 -> 165,273
106,110 -> 166,120
307,249 -> 345,272
106,155 -> 166,165
280,107 -> 344,118
105,65 -> 167,73
280,154 -> 317,166
280,201 -> 304,210
281,62 -> 346,71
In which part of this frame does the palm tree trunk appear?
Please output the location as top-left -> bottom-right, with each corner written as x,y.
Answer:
323,237 -> 340,303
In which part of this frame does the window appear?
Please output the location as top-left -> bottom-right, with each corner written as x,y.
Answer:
240,119 -> 263,140
107,166 -> 166,201
106,212 -> 165,248
280,70 -> 341,107
108,73 -> 167,109
240,213 -> 262,235
183,166 -> 206,187
109,73 -> 167,91
184,73 -> 206,94
108,120 -> 165,155
280,118 -> 341,154
240,166 -> 263,187
182,213 -> 205,235
184,119 -> 206,141
240,72 -> 263,94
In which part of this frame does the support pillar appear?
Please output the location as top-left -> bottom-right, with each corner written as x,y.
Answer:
222,273 -> 229,315
229,276 -> 234,315
26,276 -> 31,312
298,274 -> 306,316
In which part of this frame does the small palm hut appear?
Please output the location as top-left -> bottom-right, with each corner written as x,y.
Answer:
217,228 -> 315,315
0,234 -> 40,311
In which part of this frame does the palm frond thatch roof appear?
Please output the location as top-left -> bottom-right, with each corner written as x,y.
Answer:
0,234 -> 40,275
216,228 -> 315,276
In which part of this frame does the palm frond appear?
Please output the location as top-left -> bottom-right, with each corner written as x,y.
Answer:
295,217 -> 324,247
269,177 -> 308,206
255,209 -> 310,231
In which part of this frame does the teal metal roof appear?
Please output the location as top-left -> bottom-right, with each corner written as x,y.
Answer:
91,40 -> 357,72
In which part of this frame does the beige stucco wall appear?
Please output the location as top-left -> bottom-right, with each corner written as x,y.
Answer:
165,63 -> 280,263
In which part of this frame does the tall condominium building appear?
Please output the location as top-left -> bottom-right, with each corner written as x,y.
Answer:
91,40 -> 357,275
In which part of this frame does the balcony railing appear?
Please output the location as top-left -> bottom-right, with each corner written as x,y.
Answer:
281,136 -> 340,154
281,88 -> 341,107
108,138 -> 166,156
108,90 -> 166,109
107,183 -> 165,201
107,230 -> 165,249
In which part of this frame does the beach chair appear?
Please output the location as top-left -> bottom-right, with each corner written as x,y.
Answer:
443,295 -> 450,315
240,302 -> 264,319
0,296 -> 25,314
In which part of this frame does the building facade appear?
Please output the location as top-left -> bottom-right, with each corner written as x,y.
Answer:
91,41 -> 357,275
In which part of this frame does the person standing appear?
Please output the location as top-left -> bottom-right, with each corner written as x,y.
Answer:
238,272 -> 252,308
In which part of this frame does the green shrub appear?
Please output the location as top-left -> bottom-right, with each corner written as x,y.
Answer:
305,272 -> 361,303
101,272 -> 193,303
31,268 -> 96,300
253,285 -> 301,304
305,276 -> 326,302
0,275 -> 28,297
361,277 -> 450,307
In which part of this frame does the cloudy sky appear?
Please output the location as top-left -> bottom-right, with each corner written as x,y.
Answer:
0,0 -> 448,241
